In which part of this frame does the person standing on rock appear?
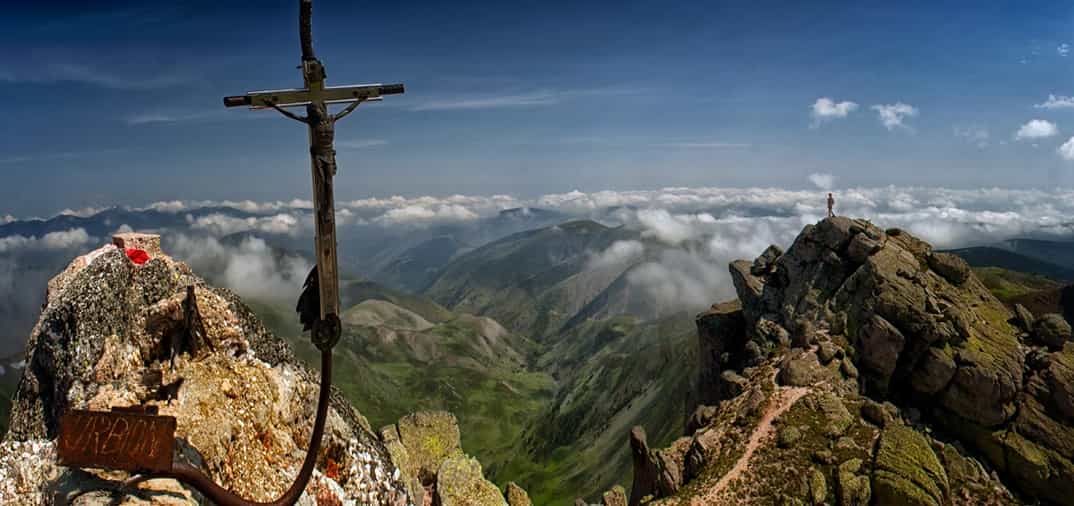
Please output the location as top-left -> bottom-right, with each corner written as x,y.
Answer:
827,192 -> 835,217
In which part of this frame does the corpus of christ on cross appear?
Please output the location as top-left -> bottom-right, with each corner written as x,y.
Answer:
224,7 -> 404,348
55,1 -> 405,505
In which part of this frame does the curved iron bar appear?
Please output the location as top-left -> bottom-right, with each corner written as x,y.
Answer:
154,350 -> 332,506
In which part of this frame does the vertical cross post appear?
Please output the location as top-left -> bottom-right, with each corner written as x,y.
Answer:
144,1 -> 405,504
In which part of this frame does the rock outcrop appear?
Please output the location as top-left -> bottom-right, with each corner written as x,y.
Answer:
630,218 -> 1074,505
0,234 -> 410,504
381,410 -> 519,506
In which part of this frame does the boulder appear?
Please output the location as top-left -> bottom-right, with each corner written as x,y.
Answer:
806,467 -> 827,505
719,370 -> 748,398
778,350 -> 827,387
504,482 -> 532,506
837,458 -> 872,506
396,411 -> 464,484
778,426 -> 802,448
1034,313 -> 1073,349
685,405 -> 718,434
818,393 -> 854,438
1013,304 -> 1035,333
910,345 -> 957,395
694,301 -> 746,407
436,456 -> 507,506
751,244 -> 784,276
872,426 -> 949,506
846,233 -> 882,264
817,341 -> 841,365
601,485 -> 628,506
730,261 -> 766,323
927,252 -> 971,286
628,426 -> 657,505
856,315 -> 905,391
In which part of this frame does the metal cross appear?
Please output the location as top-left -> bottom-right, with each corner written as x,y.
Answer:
54,2 -> 405,505
224,5 -> 404,343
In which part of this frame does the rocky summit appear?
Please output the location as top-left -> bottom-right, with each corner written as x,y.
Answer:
0,234 -> 423,505
623,217 -> 1074,505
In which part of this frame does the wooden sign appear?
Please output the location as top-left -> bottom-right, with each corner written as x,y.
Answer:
57,408 -> 176,472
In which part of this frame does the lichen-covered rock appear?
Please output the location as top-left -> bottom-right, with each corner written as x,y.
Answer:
910,345 -> 956,395
601,485 -> 627,506
0,240 -> 409,505
504,481 -> 532,506
395,411 -> 464,484
806,467 -> 827,505
648,218 -> 1056,505
927,252 -> 971,286
685,404 -> 718,435
777,425 -> 802,448
1013,304 -> 1035,333
778,349 -> 827,387
1034,313 -> 1073,348
872,425 -> 949,506
436,456 -> 506,506
836,458 -> 871,506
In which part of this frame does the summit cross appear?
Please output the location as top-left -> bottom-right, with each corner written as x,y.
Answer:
224,0 -> 404,343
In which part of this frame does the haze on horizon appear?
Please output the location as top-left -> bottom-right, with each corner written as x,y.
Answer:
3,0 -> 1074,217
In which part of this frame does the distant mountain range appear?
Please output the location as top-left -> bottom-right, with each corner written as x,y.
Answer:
3,205 -> 1074,503
946,244 -> 1074,282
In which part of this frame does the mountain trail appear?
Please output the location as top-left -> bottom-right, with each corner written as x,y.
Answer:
692,375 -> 810,505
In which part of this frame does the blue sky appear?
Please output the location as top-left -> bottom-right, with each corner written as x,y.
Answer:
2,0 -> 1074,216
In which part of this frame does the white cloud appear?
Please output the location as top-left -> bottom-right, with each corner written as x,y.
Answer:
186,213 -> 306,236
143,199 -> 313,214
954,125 -> 990,148
1036,94 -> 1074,109
810,98 -> 859,127
58,206 -> 110,218
871,103 -> 918,131
374,204 -> 479,225
1059,137 -> 1074,161
0,228 -> 92,252
808,173 -> 836,190
631,209 -> 718,245
588,240 -> 646,270
411,91 -> 562,111
1015,119 -> 1058,140
3,63 -> 195,91
167,235 -> 311,302
1059,44 -> 1071,57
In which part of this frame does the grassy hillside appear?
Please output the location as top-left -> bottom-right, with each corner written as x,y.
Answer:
423,220 -> 644,340
246,290 -> 556,491
499,314 -> 697,504
371,236 -> 467,293
972,266 -> 1063,302
947,246 -> 1074,281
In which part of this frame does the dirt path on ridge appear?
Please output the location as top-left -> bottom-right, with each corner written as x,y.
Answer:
691,379 -> 810,505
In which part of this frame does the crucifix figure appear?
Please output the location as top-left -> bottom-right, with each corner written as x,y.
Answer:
74,2 -> 407,505
224,2 -> 403,350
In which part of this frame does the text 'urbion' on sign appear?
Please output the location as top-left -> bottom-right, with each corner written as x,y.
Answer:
57,409 -> 176,472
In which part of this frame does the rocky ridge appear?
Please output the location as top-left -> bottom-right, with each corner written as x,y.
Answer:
620,217 -> 1074,505
0,234 -> 417,505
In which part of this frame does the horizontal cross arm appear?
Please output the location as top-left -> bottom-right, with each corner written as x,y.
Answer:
223,83 -> 405,109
